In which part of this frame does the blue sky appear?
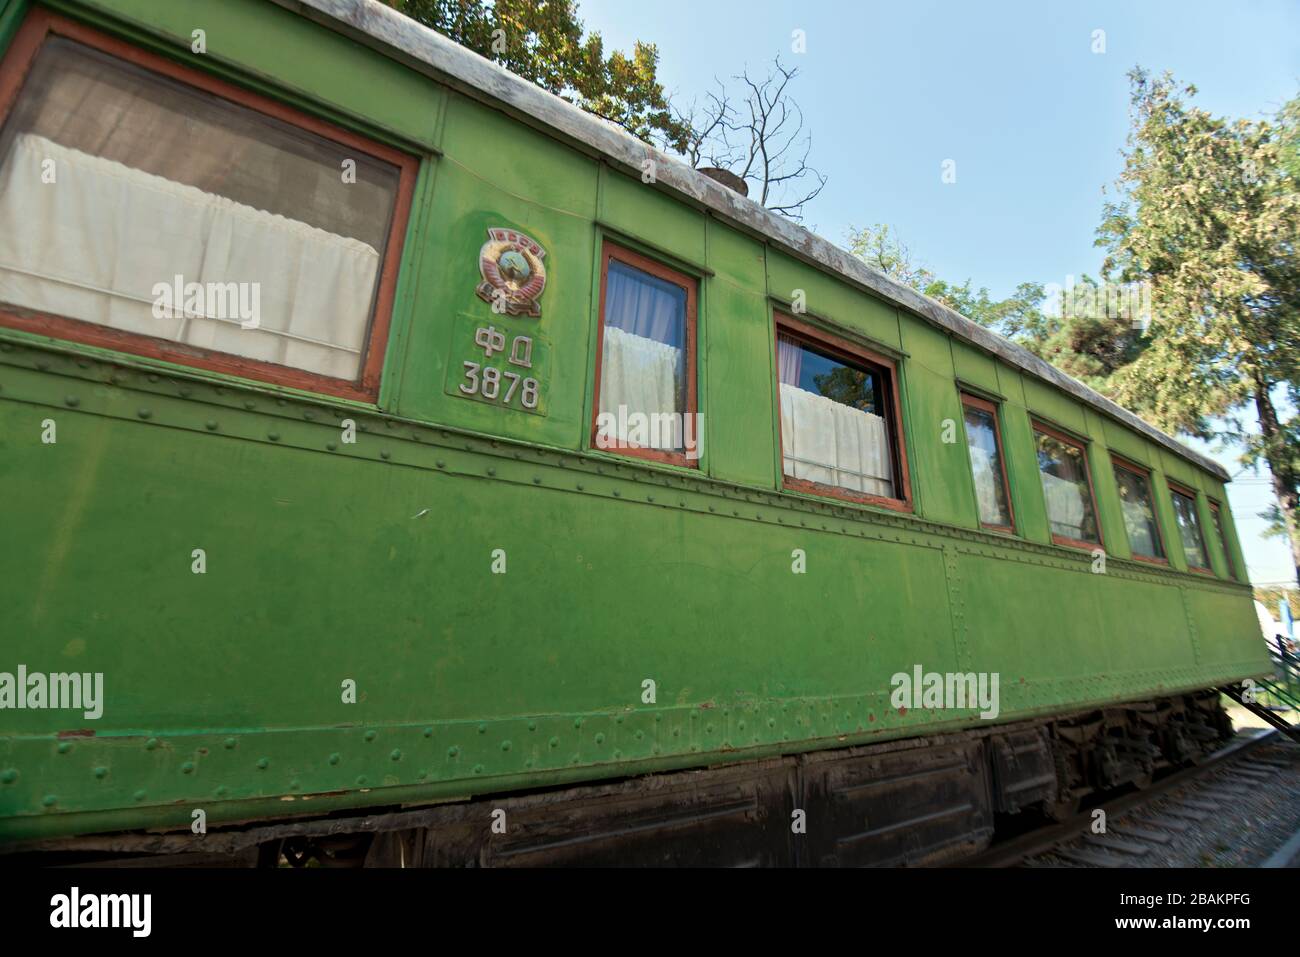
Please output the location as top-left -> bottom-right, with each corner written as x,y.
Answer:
581,0 -> 1300,587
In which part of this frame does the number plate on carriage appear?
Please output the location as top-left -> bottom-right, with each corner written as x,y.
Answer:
444,313 -> 549,415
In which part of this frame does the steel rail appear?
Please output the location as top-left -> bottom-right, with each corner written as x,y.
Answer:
960,729 -> 1281,868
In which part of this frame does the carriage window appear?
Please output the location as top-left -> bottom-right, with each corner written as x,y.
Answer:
1033,424 -> 1101,547
961,394 -> 1013,531
1111,458 -> 1165,561
593,244 -> 698,466
776,316 -> 908,509
1209,501 -> 1237,579
0,29 -> 411,398
1169,485 -> 1210,571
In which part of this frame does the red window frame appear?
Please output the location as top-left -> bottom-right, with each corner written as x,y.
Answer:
1109,454 -> 1169,565
960,392 -> 1015,534
773,312 -> 913,513
1208,499 -> 1237,580
0,10 -> 419,403
590,241 -> 699,468
1168,480 -> 1212,574
1031,420 -> 1104,551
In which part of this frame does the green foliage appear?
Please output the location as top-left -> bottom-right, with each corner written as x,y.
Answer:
1278,93 -> 1300,183
381,0 -> 689,148
1097,69 -> 1300,436
812,366 -> 877,414
927,278 -> 1049,343
1022,276 -> 1149,393
1254,585 -> 1296,615
845,225 -> 1130,394
851,79 -> 1300,587
1097,69 -> 1300,582
845,223 -> 935,292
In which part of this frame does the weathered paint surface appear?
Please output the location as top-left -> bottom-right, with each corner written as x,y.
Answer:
278,0 -> 1230,481
0,0 -> 1267,843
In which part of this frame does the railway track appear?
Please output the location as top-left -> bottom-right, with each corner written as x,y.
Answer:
965,728 -> 1297,867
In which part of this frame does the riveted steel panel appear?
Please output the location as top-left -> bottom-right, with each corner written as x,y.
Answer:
800,741 -> 993,867
409,759 -> 796,867
988,728 -> 1057,814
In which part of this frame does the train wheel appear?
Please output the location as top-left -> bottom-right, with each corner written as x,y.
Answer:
1042,795 -> 1080,822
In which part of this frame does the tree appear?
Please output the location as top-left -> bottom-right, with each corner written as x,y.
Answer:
930,278 -> 1054,346
1097,69 -> 1300,585
674,59 -> 827,219
845,224 -> 1056,347
1022,276 -> 1148,393
380,0 -> 689,149
1265,94 -> 1300,549
846,225 -> 1147,400
1254,584 -> 1296,619
812,366 -> 878,413
845,223 -> 936,291
1278,93 -> 1300,183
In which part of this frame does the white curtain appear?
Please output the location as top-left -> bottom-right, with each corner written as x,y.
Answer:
780,382 -> 893,497
0,133 -> 381,380
1041,471 -> 1088,539
777,335 -> 803,386
1120,499 -> 1159,555
597,325 -> 684,449
969,445 -> 1003,523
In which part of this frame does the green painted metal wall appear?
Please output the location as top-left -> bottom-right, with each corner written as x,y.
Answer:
0,0 -> 1268,843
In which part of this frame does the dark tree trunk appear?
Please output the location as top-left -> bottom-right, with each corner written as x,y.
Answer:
1254,376 -> 1300,587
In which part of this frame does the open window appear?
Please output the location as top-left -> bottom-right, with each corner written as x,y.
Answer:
591,242 -> 699,467
1168,482 -> 1211,572
0,12 -> 417,401
1032,421 -> 1102,549
774,313 -> 910,510
1208,499 -> 1237,579
1111,456 -> 1167,563
960,393 -> 1014,532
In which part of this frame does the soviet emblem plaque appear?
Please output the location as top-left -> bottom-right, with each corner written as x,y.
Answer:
474,227 -> 547,318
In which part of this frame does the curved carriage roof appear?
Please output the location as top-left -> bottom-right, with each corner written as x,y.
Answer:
278,0 -> 1229,481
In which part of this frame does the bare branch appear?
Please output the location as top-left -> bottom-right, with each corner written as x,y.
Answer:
669,56 -> 827,219
672,79 -> 735,169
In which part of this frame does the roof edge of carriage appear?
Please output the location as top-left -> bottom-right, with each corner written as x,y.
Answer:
271,0 -> 1230,482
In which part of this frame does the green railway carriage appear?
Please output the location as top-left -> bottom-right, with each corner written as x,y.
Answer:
0,0 -> 1271,866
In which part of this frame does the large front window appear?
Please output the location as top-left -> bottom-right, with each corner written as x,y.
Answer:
1170,485 -> 1210,570
0,16 -> 414,398
1112,458 -> 1165,561
1033,424 -> 1101,547
592,243 -> 698,466
1209,501 -> 1237,579
775,315 -> 908,509
961,394 -> 1013,531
